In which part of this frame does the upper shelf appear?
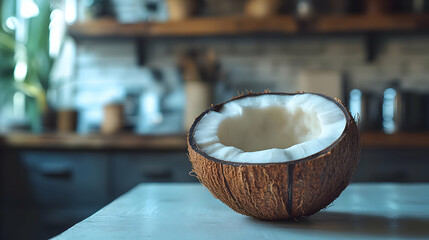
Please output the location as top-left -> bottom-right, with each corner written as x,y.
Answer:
68,14 -> 429,38
68,16 -> 297,38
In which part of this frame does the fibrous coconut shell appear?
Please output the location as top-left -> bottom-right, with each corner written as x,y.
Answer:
187,92 -> 360,220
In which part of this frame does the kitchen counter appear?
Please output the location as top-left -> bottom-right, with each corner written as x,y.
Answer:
2,132 -> 429,150
52,183 -> 429,240
0,133 -> 186,150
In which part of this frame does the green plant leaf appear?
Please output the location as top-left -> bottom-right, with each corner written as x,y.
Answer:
0,81 -> 15,106
26,0 -> 53,94
0,32 -> 15,80
0,0 -> 17,104
0,32 -> 15,51
0,0 -> 55,120
0,0 -> 15,26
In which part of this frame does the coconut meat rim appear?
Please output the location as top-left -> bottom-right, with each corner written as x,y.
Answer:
193,93 -> 347,164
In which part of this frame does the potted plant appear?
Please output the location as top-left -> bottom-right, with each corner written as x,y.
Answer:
0,0 -> 55,132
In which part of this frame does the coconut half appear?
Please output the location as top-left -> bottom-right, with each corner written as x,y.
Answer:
188,92 -> 360,220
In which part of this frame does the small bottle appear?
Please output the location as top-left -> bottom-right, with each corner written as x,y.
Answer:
349,89 -> 362,128
382,87 -> 400,134
296,0 -> 313,20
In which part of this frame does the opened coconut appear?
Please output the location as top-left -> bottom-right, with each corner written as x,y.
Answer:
187,92 -> 360,220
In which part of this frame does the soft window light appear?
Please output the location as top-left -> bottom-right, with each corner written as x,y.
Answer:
13,92 -> 25,119
49,9 -> 65,58
64,0 -> 77,24
20,0 -> 39,19
5,17 -> 19,31
14,60 -> 28,82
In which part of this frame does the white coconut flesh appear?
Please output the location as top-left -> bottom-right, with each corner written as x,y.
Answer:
194,94 -> 347,163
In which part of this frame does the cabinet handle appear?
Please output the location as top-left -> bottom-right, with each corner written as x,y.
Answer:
142,169 -> 173,181
38,166 -> 73,180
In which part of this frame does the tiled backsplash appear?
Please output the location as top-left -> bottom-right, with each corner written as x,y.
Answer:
55,40 -> 185,133
148,35 -> 429,90
52,35 -> 429,133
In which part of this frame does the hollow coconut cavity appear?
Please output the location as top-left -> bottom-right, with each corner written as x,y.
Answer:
194,93 -> 347,163
188,92 -> 360,220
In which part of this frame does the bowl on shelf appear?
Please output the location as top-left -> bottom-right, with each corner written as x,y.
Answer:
244,0 -> 282,18
166,0 -> 197,21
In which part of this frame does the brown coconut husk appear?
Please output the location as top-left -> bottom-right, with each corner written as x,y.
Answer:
187,92 -> 360,220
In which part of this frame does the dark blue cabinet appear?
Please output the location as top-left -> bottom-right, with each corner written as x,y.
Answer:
112,152 -> 197,197
3,149 -> 194,239
20,151 -> 109,208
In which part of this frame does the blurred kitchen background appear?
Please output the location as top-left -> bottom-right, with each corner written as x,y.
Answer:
1,0 -> 429,239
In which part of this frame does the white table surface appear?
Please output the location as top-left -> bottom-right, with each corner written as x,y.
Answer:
52,183 -> 429,240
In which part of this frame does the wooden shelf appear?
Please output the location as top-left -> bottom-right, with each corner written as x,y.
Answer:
1,131 -> 429,150
0,133 -> 187,150
314,14 -> 429,33
68,16 -> 297,38
68,14 -> 429,38
361,132 -> 429,148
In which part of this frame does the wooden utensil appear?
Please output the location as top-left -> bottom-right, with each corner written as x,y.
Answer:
245,0 -> 282,18
101,104 -> 124,134
57,110 -> 78,133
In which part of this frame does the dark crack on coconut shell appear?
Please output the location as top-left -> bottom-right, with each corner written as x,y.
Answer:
187,92 -> 361,220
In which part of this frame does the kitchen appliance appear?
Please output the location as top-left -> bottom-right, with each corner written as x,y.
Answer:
349,89 -> 383,131
382,87 -> 401,134
400,90 -> 426,131
381,81 -> 428,133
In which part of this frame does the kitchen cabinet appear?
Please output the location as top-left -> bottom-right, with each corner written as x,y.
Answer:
20,151 -> 110,208
112,152 -> 197,197
1,148 -> 194,240
17,149 -> 195,203
2,132 -> 429,239
17,151 -> 109,240
354,148 -> 429,182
